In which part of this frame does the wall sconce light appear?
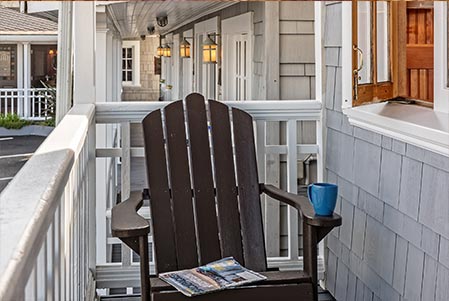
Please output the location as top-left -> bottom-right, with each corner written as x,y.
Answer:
157,46 -> 164,57
163,45 -> 171,57
156,15 -> 168,27
180,37 -> 191,58
203,34 -> 218,64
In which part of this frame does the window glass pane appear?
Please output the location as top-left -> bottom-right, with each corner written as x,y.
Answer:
122,59 -> 126,69
127,71 -> 132,81
122,48 -> 126,58
127,48 -> 132,58
358,1 -> 372,84
127,59 -> 132,69
122,71 -> 126,80
377,1 -> 390,82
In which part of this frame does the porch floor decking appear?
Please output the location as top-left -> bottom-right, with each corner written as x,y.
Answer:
100,286 -> 335,300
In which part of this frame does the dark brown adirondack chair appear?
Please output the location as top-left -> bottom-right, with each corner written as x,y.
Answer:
111,93 -> 341,301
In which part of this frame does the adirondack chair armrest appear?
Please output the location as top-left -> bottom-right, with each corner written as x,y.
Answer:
111,190 -> 150,238
260,184 -> 342,228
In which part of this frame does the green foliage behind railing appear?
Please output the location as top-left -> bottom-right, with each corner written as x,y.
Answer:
0,114 -> 32,129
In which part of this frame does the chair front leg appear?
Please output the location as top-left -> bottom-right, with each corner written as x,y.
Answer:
139,235 -> 151,301
303,221 -> 318,301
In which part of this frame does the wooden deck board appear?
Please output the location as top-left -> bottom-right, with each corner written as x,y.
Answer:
100,287 -> 335,300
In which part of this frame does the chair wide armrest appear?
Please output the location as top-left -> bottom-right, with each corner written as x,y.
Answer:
111,190 -> 150,238
261,184 -> 342,228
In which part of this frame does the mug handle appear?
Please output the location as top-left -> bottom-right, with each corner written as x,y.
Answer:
307,184 -> 313,204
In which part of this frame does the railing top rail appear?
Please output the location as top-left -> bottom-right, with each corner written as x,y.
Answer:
95,100 -> 322,123
0,104 -> 95,298
0,88 -> 49,91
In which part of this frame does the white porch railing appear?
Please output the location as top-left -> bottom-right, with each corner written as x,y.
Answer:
0,88 -> 54,120
0,100 -> 324,299
0,104 -> 96,300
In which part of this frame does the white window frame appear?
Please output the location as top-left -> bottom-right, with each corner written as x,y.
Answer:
434,1 -> 449,113
122,40 -> 140,87
341,2 -> 449,156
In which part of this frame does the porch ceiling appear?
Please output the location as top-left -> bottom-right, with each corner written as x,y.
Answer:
107,1 -> 235,39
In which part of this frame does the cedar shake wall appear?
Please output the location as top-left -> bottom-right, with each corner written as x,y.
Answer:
323,2 -> 449,300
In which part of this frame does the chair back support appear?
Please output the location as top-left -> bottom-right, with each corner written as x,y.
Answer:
142,93 -> 267,274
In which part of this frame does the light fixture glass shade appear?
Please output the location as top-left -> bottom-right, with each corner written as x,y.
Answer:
203,36 -> 217,64
157,46 -> 164,56
163,45 -> 171,57
180,38 -> 191,58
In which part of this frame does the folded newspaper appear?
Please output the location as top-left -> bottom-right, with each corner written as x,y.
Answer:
159,257 -> 267,297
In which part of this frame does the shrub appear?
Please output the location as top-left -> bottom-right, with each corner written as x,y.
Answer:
0,114 -> 32,129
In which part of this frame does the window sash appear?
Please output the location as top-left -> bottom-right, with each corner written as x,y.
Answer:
352,0 -> 393,105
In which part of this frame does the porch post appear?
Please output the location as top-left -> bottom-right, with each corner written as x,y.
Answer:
106,32 -> 113,102
23,42 -> 31,118
73,1 -> 96,104
262,1 -> 282,258
95,6 -> 108,265
114,36 -> 122,102
56,1 -> 73,124
16,43 -> 24,116
73,0 -> 97,280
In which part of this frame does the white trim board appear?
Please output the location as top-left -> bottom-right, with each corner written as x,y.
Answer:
344,102 -> 449,157
434,1 -> 449,113
0,35 -> 57,42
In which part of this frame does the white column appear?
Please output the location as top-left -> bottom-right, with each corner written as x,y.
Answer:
23,42 -> 31,118
73,1 -> 96,104
96,13 -> 108,102
72,0 -> 97,276
56,1 -> 73,124
106,32 -> 113,102
115,37 -> 122,102
95,8 -> 109,265
16,43 -> 24,116
111,36 -> 117,102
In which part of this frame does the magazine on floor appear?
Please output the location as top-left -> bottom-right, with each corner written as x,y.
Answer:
158,257 -> 267,297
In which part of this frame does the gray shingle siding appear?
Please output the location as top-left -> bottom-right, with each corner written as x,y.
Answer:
323,2 -> 449,300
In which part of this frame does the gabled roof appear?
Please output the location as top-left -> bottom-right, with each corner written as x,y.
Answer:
0,7 -> 57,34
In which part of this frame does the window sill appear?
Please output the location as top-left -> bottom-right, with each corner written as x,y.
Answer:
343,102 -> 449,157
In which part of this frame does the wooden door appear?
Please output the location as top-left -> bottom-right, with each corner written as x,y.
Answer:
406,2 -> 434,102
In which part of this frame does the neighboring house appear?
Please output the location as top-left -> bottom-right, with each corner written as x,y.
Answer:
0,6 -> 57,119
323,2 -> 449,301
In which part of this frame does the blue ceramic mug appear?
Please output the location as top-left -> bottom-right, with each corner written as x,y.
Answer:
307,183 -> 338,216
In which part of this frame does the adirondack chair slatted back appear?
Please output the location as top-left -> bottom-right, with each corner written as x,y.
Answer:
142,93 -> 267,274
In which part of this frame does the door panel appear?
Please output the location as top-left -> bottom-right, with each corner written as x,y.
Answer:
406,4 -> 434,102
